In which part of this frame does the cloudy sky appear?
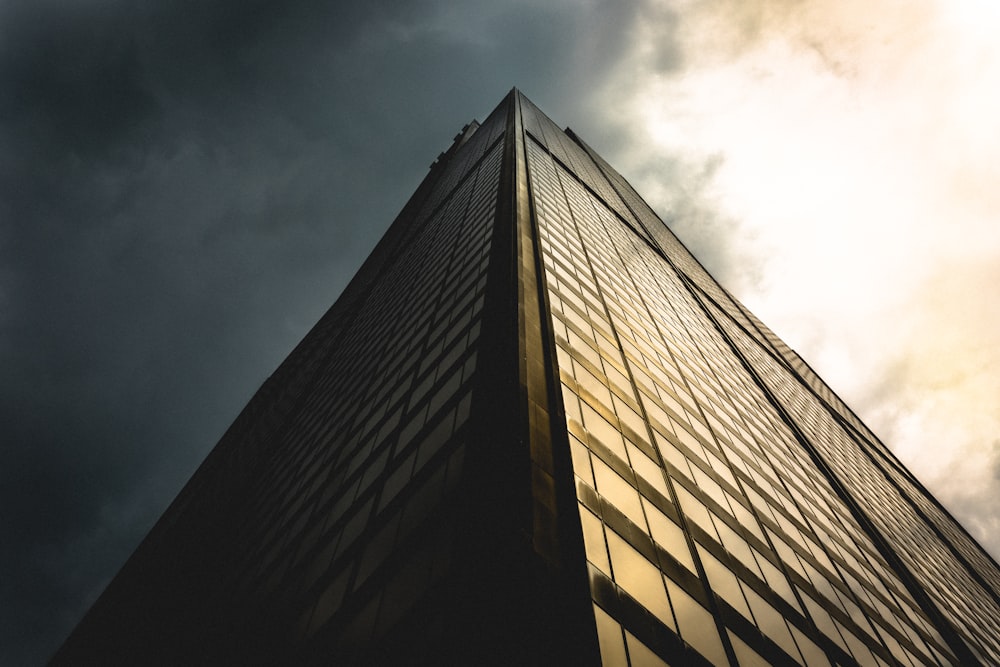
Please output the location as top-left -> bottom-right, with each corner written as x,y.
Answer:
3,0 -> 998,663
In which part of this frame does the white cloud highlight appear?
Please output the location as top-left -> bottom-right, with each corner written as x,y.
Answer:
596,0 -> 1000,557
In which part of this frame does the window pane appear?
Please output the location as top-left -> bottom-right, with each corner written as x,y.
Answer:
642,498 -> 696,574
663,578 -> 728,667
579,504 -> 611,575
593,457 -> 646,529
593,603 -> 628,667
625,630 -> 669,667
606,529 -> 675,630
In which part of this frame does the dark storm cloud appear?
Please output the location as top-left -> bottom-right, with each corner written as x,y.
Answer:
0,1 -> 657,663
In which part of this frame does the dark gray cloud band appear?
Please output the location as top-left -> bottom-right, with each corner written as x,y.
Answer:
0,1 -> 658,663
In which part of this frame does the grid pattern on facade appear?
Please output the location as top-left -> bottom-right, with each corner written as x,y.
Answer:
565,129 -> 783,370
566,130 -> 918,505
712,299 -> 1000,663
55,90 -> 1000,667
523,116 -> 968,665
53,98 -> 508,666
519,96 -> 657,251
238,134 -> 504,655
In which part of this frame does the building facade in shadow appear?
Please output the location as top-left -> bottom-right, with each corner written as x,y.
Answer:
54,90 -> 1000,666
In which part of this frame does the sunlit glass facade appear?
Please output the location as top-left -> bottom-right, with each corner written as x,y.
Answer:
55,91 -> 1000,666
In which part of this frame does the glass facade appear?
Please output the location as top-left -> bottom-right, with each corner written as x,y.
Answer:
55,91 -> 1000,666
518,92 -> 1000,665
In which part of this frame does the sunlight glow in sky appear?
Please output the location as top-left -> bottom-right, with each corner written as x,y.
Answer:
6,1 -> 999,662
598,0 -> 1000,555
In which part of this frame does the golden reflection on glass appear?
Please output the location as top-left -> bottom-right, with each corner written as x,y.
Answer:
625,631 -> 670,667
697,545 -> 753,622
742,585 -> 802,661
576,361 -> 614,409
582,403 -> 629,461
579,505 -> 612,576
691,466 -> 726,507
788,624 -> 832,667
606,529 -> 676,630
562,383 -> 583,427
753,548 -> 800,613
527,130 -> 988,666
593,457 -> 646,529
570,435 -> 595,487
727,631 -> 770,667
626,442 -> 669,498
659,440 -> 691,477
663,577 -> 728,667
673,485 -> 715,538
593,603 -> 628,667
641,497 -> 696,574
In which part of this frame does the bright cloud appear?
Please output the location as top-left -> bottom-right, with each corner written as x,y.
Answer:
594,0 -> 1000,557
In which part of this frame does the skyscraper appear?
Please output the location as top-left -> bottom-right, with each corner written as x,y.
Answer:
54,90 -> 1000,666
